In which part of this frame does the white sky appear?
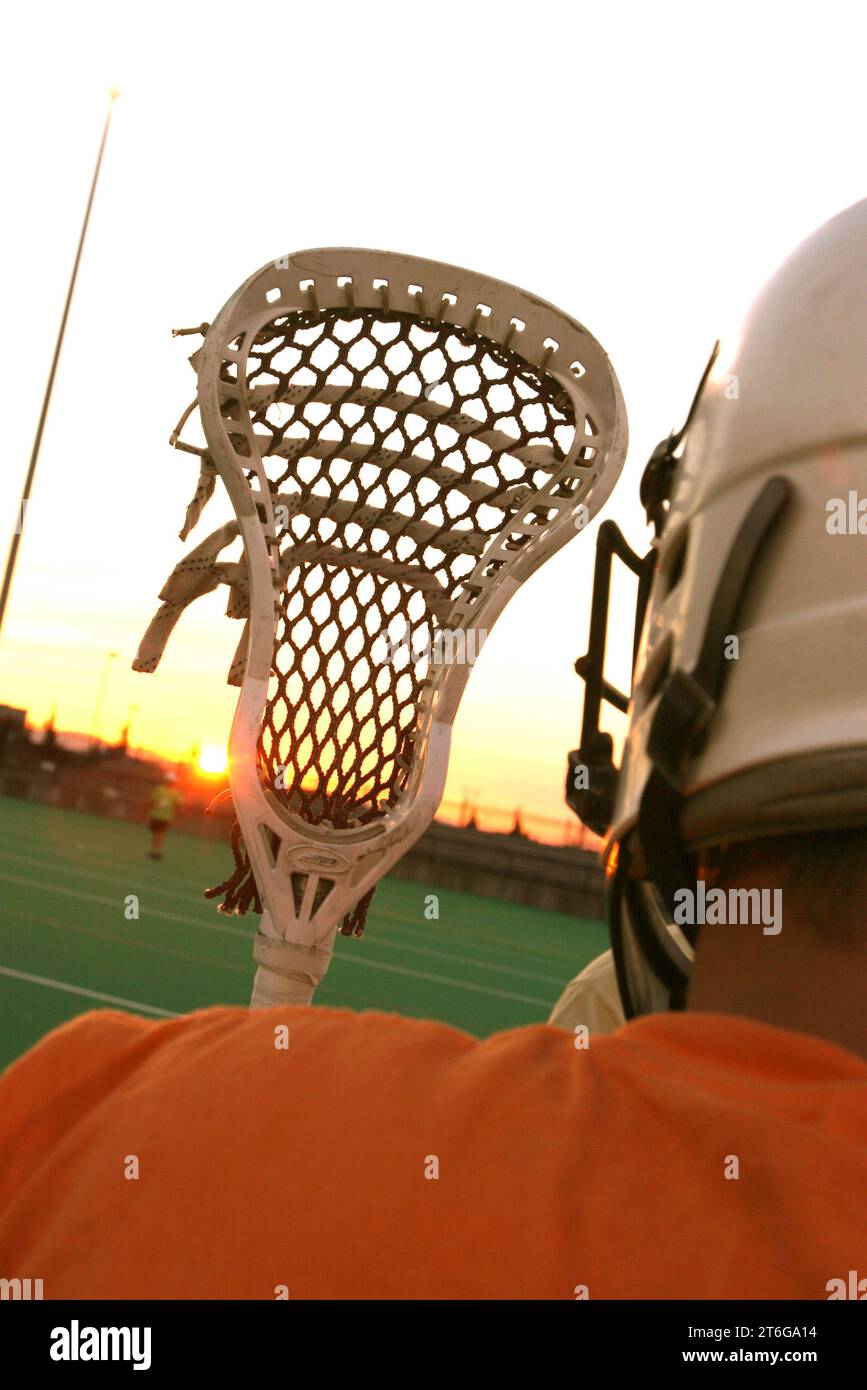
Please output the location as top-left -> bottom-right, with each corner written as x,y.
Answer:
0,0 -> 863,824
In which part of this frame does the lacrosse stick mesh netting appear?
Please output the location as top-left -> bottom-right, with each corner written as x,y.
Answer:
204,304 -> 586,932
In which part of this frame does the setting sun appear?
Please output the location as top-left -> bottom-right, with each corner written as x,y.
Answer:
198,744 -> 228,776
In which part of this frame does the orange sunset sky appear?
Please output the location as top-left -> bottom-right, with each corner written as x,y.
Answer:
0,2 -> 862,824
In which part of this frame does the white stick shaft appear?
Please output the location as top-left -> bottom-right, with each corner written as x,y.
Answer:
249,924 -> 334,1011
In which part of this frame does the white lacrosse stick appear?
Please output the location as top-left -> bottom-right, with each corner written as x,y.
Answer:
135,249 -> 627,1008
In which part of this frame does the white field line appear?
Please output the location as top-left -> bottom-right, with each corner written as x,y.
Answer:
0,964 -> 179,1017
0,848 -> 573,984
0,835 -> 589,962
0,870 -> 249,937
0,871 -> 553,1008
11,903 -> 250,977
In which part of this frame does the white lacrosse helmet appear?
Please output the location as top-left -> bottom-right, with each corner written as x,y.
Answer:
569,197 -> 867,1017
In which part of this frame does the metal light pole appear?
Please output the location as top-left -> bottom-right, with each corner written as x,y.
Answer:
0,90 -> 118,641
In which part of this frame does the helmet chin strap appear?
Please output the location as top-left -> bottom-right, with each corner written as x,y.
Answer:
627,475 -> 793,1011
609,836 -> 693,1018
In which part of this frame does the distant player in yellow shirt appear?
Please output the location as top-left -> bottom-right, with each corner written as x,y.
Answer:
147,772 -> 182,859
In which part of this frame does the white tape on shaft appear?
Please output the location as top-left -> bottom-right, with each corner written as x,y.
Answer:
250,964 -> 316,1008
249,929 -> 333,1010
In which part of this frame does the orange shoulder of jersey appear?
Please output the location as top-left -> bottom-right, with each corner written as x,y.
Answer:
0,1004 -> 865,1299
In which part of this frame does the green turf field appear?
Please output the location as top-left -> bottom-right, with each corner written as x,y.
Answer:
0,796 -> 608,1072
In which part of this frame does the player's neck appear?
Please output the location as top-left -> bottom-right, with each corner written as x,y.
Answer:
687,912 -> 867,1061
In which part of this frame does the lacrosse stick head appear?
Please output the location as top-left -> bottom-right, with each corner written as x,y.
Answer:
142,249 -> 627,1001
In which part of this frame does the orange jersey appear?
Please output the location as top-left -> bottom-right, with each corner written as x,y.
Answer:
0,1006 -> 865,1299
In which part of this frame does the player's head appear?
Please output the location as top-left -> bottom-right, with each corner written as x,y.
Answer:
164,770 -> 177,785
571,197 -> 867,1017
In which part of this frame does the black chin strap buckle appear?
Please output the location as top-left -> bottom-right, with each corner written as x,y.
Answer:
566,735 -> 619,837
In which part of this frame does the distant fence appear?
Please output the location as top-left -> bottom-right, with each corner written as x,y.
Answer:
436,798 -> 603,852
391,820 -> 605,920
